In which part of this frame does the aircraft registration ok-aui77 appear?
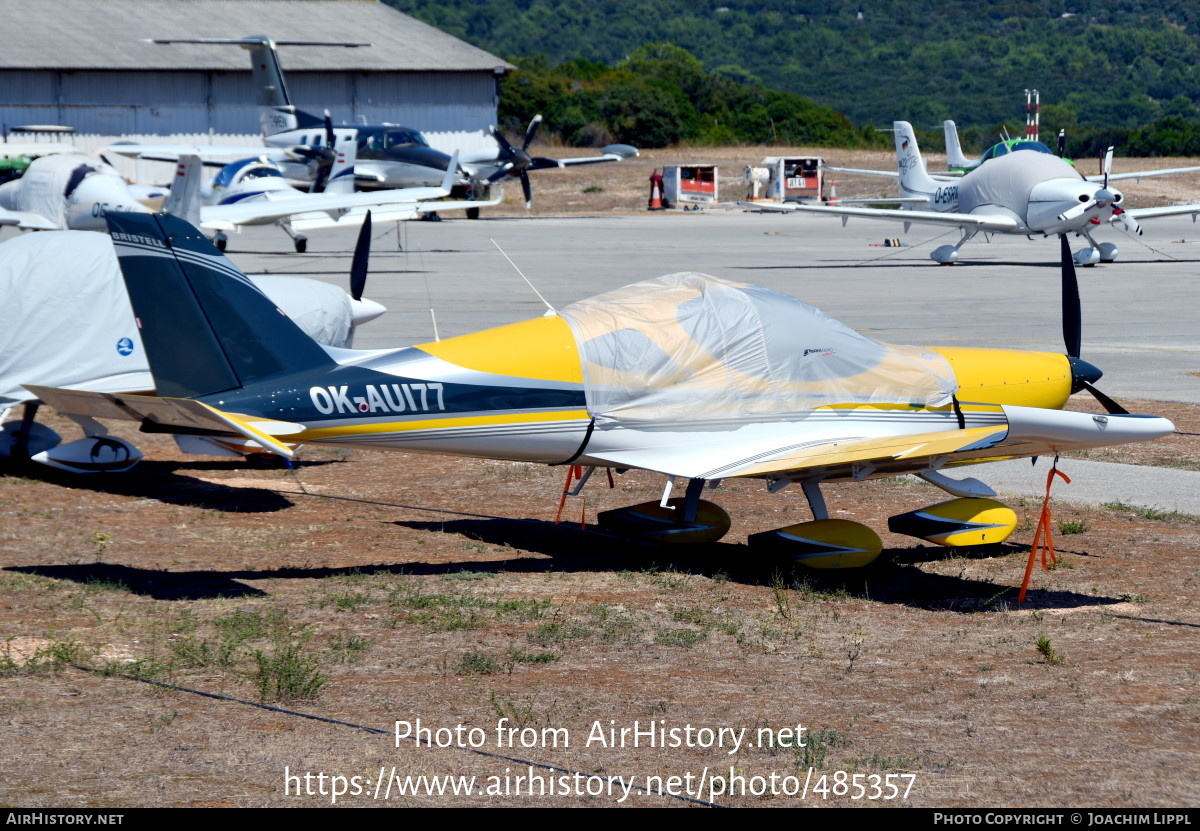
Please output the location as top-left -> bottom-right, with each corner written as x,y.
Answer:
28,212 -> 1174,569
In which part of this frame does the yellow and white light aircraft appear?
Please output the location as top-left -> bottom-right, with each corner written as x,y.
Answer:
27,212 -> 1174,568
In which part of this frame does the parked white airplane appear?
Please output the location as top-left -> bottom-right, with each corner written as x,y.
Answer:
745,121 -> 1200,265
160,138 -> 491,251
0,154 -> 161,231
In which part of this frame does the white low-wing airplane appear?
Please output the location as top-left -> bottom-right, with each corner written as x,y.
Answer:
26,210 -> 1174,571
162,141 -> 494,252
0,153 -> 162,231
746,121 -> 1200,265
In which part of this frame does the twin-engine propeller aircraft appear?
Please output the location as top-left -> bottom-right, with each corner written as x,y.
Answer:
747,121 -> 1200,265
121,36 -> 636,214
28,211 -> 1173,568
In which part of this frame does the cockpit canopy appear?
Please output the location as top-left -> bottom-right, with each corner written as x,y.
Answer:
355,126 -> 430,153
978,140 -> 1055,165
212,158 -> 284,190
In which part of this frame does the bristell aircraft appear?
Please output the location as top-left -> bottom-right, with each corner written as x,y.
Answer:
744,120 -> 1200,266
27,211 -> 1173,570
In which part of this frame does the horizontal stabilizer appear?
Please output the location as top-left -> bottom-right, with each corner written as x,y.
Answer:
23,385 -> 299,458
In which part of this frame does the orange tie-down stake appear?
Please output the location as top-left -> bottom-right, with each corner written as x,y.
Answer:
553,465 -> 614,529
1018,461 -> 1072,603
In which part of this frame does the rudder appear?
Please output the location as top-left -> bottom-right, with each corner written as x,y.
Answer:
104,211 -> 336,398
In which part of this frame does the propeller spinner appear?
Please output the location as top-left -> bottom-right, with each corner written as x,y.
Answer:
486,115 -> 556,208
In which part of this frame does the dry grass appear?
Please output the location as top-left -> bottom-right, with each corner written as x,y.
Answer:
1,407 -> 1197,807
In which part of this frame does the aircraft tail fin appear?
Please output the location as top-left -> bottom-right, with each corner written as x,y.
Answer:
145,36 -> 366,136
162,154 -> 203,225
893,121 -> 940,197
943,120 -> 976,169
103,211 -> 336,400
325,131 -> 358,194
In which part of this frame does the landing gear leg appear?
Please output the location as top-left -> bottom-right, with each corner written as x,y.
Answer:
802,481 -> 828,520
682,478 -> 705,523
13,401 -> 39,462
279,222 -> 308,253
1082,228 -> 1117,263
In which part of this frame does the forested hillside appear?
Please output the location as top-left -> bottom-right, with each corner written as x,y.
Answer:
387,0 -> 1200,154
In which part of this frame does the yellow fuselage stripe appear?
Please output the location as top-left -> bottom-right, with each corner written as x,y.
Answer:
294,409 -> 590,440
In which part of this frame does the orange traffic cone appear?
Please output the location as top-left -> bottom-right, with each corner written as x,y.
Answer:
827,180 -> 839,205
648,171 -> 664,210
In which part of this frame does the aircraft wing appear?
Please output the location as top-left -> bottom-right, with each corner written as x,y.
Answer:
1088,166 -> 1200,183
824,165 -> 900,179
199,186 -> 453,229
582,406 -> 1171,482
286,192 -> 505,233
107,143 -> 283,163
537,144 -> 640,168
741,201 -> 1021,232
0,207 -> 59,230
1123,204 -> 1200,221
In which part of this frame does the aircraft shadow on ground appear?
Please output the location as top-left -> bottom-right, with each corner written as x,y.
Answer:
0,459 -> 322,513
388,516 -> 1121,613
4,514 -> 1121,610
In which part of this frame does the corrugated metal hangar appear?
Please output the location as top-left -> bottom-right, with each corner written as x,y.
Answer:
0,0 -> 512,153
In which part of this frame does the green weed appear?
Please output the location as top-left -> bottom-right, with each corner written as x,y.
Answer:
252,637 -> 326,702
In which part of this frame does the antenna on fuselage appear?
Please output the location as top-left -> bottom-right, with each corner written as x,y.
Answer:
489,238 -> 557,316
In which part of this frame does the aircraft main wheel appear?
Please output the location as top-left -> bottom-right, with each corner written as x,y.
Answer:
214,234 -> 227,252
749,519 -> 883,568
888,498 -> 1016,547
466,207 -> 480,220
294,237 -> 308,254
597,498 -> 731,545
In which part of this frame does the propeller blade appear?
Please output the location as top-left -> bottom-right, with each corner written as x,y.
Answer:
1060,233 -> 1082,359
490,125 -> 513,153
1115,208 -> 1143,236
521,172 -> 532,209
349,210 -> 372,301
324,109 -> 335,148
1057,200 -> 1095,224
1081,380 -> 1129,415
486,161 -> 515,183
1102,145 -> 1114,189
1057,129 -> 1066,158
522,114 -> 543,151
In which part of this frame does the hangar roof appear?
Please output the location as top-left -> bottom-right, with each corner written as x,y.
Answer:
0,0 -> 512,73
